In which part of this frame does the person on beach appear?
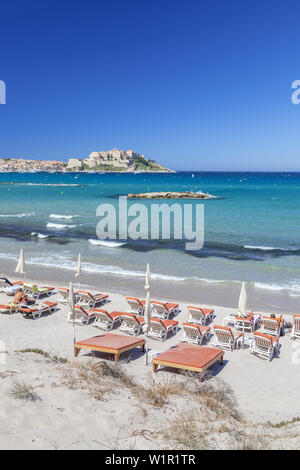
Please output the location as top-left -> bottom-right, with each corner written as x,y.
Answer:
13,288 -> 28,305
270,313 -> 285,336
4,288 -> 29,312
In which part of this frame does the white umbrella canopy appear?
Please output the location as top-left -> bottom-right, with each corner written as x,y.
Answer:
238,282 -> 247,347
15,249 -> 25,278
142,263 -> 151,364
75,253 -> 81,279
238,282 -> 247,317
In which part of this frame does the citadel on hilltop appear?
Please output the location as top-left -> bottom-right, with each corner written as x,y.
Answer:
0,149 -> 172,173
67,148 -> 172,172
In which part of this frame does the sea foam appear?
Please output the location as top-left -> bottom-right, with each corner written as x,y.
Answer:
47,223 -> 76,229
88,239 -> 127,248
49,214 -> 77,220
31,232 -> 49,239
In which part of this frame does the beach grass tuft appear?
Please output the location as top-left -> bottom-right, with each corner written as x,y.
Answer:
9,379 -> 41,402
17,348 -> 68,364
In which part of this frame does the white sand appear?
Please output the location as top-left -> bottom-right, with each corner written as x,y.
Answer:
0,278 -> 300,449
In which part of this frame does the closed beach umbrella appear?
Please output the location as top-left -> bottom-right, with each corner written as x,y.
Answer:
69,282 -> 76,344
238,282 -> 247,348
15,249 -> 25,280
142,263 -> 151,365
75,253 -> 81,289
75,253 -> 81,279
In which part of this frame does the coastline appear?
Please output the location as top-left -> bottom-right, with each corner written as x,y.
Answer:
0,256 -> 299,314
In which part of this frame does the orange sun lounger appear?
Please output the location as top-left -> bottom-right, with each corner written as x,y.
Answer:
152,343 -> 224,380
74,333 -> 146,361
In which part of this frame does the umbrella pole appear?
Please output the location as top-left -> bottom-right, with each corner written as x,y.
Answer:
243,319 -> 245,348
73,315 -> 76,344
145,333 -> 149,365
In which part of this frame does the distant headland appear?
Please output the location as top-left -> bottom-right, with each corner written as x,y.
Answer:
0,149 -> 174,173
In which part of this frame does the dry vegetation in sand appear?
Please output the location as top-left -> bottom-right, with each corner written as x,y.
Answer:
59,357 -> 300,449
2,350 -> 300,450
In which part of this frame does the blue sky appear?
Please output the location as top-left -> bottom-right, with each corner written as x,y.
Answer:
0,0 -> 300,170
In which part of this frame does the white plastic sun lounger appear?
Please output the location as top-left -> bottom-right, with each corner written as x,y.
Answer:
125,297 -> 145,315
23,284 -> 55,299
0,298 -> 28,315
148,318 -> 179,342
181,323 -> 211,345
57,287 -> 70,304
69,305 -> 96,325
150,301 -> 179,320
120,313 -> 145,336
75,291 -> 109,308
213,325 -> 243,351
1,284 -> 23,296
18,301 -> 58,320
250,332 -> 280,361
234,314 -> 261,333
187,306 -> 214,325
0,303 -> 19,314
91,309 -> 121,331
291,315 -> 300,340
261,317 -> 281,337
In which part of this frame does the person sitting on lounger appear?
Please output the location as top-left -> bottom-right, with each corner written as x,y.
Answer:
270,313 -> 285,336
5,288 -> 29,311
13,288 -> 28,305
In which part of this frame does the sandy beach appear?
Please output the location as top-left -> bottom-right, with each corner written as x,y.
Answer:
1,276 -> 300,450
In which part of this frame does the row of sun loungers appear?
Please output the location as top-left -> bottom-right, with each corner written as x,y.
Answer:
1,282 -> 300,364
223,312 -> 262,332
23,284 -> 55,299
0,300 -> 58,319
213,325 -> 280,360
125,297 -> 179,319
18,301 -> 58,319
125,297 -> 214,323
57,288 -> 109,308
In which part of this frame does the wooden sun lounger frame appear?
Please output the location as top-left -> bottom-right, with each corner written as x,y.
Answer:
74,337 -> 146,362
152,349 -> 224,381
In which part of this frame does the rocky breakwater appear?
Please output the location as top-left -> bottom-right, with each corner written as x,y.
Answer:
127,191 -> 214,199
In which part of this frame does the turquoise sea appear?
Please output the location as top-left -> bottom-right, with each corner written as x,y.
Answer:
0,171 -> 299,312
